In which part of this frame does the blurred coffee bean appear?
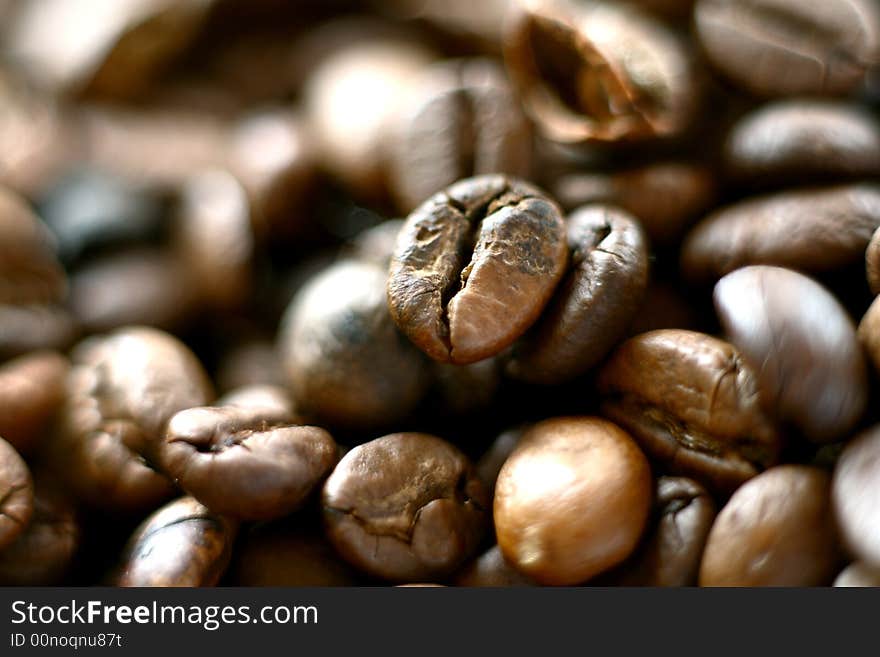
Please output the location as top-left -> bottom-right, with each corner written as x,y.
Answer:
866,224 -> 880,295
695,0 -> 880,97
598,330 -> 781,492
231,522 -> 361,586
322,432 -> 488,583
832,425 -> 880,565
0,185 -> 66,305
388,58 -> 532,213
857,295 -> 880,375
699,465 -> 839,586
506,205 -> 649,384
475,424 -> 529,501
724,101 -> 880,187
429,358 -> 500,416
304,35 -> 434,201
598,477 -> 716,586
37,168 -> 167,266
834,561 -> 880,586
453,544 -> 536,587
503,0 -> 697,144
714,266 -> 867,443
0,350 -> 68,455
279,259 -> 431,431
494,416 -> 652,585
553,162 -> 715,246
7,0 -> 214,98
215,338 -> 287,393
227,108 -> 317,239
388,175 -> 567,364
160,405 -> 337,520
216,384 -> 297,420
0,437 -> 33,550
69,248 -> 197,332
174,170 -> 253,311
112,496 -> 238,587
343,218 -> 405,269
683,185 -> 880,283
0,475 -> 80,585
0,304 -> 77,359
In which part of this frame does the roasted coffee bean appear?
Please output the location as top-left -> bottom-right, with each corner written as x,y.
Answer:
0,475 -> 80,586
598,330 -> 781,492
494,417 -> 652,585
714,266 -> 867,443
453,545 -> 536,587
834,561 -> 880,586
506,205 -> 649,384
503,0 -> 697,144
231,523 -> 360,587
682,185 -> 880,283
553,162 -> 715,246
112,496 -> 238,587
724,101 -> 880,186
866,224 -> 880,295
598,477 -> 716,587
695,0 -> 880,97
279,259 -> 430,430
832,425 -> 880,565
160,406 -> 337,520
0,304 -> 77,359
858,296 -> 880,375
0,184 -> 66,305
388,175 -> 567,364
0,437 -> 33,551
699,465 -> 839,586
0,350 -> 68,455
322,432 -> 488,583
388,58 -> 532,213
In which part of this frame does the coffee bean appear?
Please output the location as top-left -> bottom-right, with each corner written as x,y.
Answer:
714,266 -> 867,443
160,405 -> 337,520
388,175 -> 568,364
388,58 -> 532,213
112,496 -> 238,587
699,465 -> 839,586
831,425 -> 880,565
695,0 -> 880,97
866,224 -> 880,295
0,437 -> 33,551
0,304 -> 77,360
322,432 -> 488,583
682,185 -> 880,283
598,329 -> 781,492
857,295 -> 880,375
724,101 -> 880,186
493,416 -> 652,585
280,259 -> 431,430
0,350 -> 68,455
507,205 -> 649,384
453,544 -> 536,587
834,561 -> 880,586
503,0 -> 697,143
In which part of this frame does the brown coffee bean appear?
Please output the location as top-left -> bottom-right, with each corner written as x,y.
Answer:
598,330 -> 782,492
507,205 -> 649,384
695,0 -> 880,97
682,185 -> 880,282
453,545 -> 536,587
858,295 -> 880,375
832,425 -> 880,565
388,175 -> 568,364
160,406 -> 337,520
112,496 -> 238,587
494,417 -> 652,585
714,266 -> 867,443
834,561 -> 880,586
866,224 -> 880,295
599,477 -> 716,587
0,437 -> 33,551
279,259 -> 431,430
0,304 -> 77,360
0,350 -> 68,455
322,432 -> 488,583
503,0 -> 697,144
388,58 -> 532,213
699,465 -> 839,586
724,101 -> 880,186
553,162 -> 715,246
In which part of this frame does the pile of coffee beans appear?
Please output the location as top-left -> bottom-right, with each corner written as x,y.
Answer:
1,0 -> 879,587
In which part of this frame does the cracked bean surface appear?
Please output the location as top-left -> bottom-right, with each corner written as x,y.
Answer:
388,174 -> 567,364
322,432 -> 488,583
0,437 -> 33,551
